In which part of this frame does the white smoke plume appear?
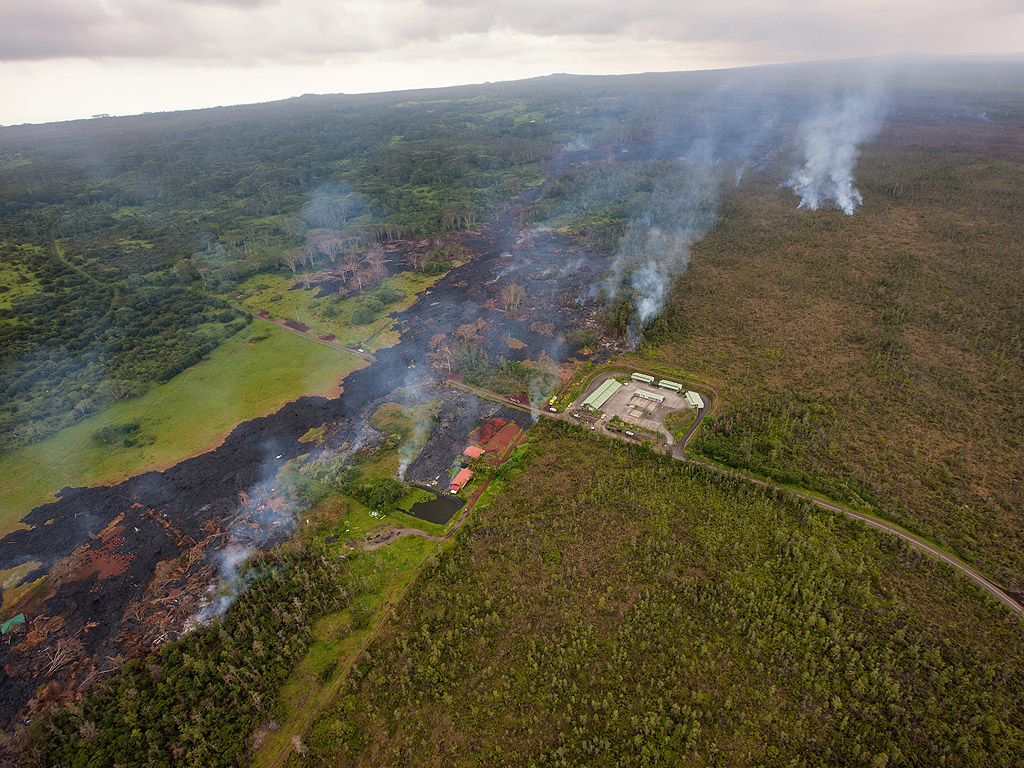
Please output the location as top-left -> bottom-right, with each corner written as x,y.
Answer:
785,92 -> 886,215
192,544 -> 255,624
393,372 -> 437,480
607,140 -> 718,326
184,441 -> 298,629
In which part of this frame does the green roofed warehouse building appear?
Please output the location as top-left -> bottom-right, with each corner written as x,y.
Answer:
635,389 -> 665,403
582,379 -> 622,411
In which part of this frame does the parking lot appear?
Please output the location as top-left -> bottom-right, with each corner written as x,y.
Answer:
586,381 -> 693,444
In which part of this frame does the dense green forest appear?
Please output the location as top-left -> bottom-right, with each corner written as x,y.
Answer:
529,160 -> 672,253
0,242 -> 245,447
294,421 -> 1024,767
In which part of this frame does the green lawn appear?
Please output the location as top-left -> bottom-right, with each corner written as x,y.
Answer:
0,320 -> 364,534
307,493 -> 449,543
234,270 -> 447,352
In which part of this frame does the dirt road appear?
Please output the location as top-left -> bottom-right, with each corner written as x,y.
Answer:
235,308 -> 377,363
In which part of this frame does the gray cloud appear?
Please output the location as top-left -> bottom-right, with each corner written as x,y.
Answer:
177,0 -> 280,6
1,0 -> 1022,63
420,0 -> 1024,49
0,0 -> 193,59
0,0 -> 413,61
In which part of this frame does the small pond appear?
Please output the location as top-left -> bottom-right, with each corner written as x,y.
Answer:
407,486 -> 464,525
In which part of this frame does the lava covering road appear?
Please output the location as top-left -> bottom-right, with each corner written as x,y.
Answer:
0,164 -> 613,727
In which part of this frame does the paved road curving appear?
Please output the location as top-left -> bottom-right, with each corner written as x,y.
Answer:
446,375 -> 1023,616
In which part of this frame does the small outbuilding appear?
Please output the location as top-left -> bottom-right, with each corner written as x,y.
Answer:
685,391 -> 705,409
450,468 -> 474,493
631,372 -> 655,384
635,389 -> 665,403
463,445 -> 485,459
658,379 -> 683,392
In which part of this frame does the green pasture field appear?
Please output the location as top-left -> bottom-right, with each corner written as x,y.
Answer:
234,270 -> 447,352
0,321 -> 364,534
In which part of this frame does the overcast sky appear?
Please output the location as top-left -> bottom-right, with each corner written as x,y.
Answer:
2,0 -> 1023,125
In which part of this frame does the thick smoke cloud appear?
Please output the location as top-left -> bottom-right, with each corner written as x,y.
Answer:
603,82 -> 890,325
784,93 -> 886,214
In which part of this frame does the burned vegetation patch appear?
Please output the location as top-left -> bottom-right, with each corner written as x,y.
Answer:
0,393 -> 364,729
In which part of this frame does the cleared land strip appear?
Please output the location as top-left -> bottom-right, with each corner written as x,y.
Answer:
445,377 -> 1024,616
231,304 -> 377,363
778,486 -> 1024,615
256,475 -> 496,768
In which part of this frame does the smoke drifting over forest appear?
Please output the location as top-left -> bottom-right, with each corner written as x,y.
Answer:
608,144 -> 718,325
785,93 -> 887,214
603,84 -> 886,326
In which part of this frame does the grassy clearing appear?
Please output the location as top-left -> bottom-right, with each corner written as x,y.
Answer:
235,270 -> 445,352
281,397 -> 449,543
0,252 -> 41,310
252,398 -> 495,767
0,321 -> 364,534
251,452 -> 454,768
327,494 -> 448,541
251,534 -> 437,768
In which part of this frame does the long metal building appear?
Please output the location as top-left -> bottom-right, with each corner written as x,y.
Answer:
635,389 -> 665,403
582,379 -> 622,410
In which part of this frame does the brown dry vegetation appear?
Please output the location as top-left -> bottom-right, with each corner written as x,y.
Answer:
650,117 -> 1024,588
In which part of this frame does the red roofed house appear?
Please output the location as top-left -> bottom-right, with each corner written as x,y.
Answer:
463,445 -> 485,459
450,468 -> 473,493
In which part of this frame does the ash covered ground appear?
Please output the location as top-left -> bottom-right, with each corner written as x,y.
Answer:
0,152 -> 614,727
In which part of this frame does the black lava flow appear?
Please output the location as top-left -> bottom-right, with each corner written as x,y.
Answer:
0,175 -> 611,726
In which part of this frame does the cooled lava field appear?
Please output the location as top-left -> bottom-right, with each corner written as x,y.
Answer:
0,152 -> 615,727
